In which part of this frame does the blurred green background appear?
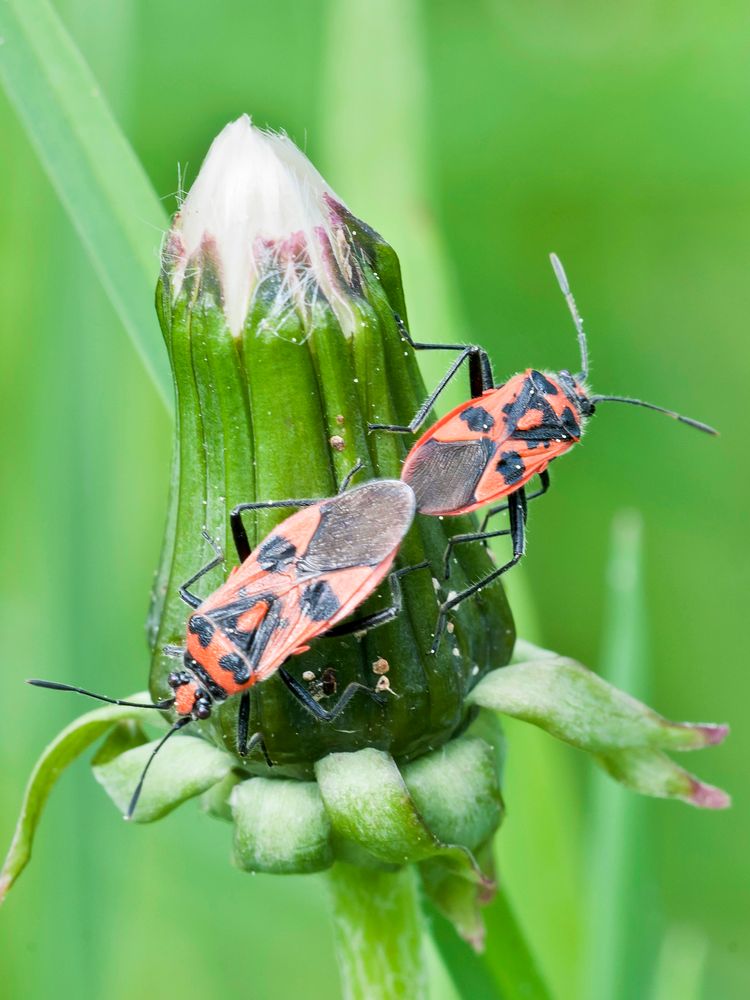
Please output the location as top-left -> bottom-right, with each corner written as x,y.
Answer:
0,1 -> 746,998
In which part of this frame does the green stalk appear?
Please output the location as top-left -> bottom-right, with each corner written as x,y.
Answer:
327,864 -> 427,1000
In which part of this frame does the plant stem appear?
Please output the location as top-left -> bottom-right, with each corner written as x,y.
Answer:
327,863 -> 427,1000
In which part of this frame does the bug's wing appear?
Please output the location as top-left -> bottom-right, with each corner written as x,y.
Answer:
197,482 -> 411,684
251,560 -> 393,682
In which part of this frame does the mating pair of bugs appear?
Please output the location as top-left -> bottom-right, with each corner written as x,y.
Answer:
32,255 -> 716,817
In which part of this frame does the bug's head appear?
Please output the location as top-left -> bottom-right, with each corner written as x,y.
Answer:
167,667 -> 213,720
558,369 -> 596,419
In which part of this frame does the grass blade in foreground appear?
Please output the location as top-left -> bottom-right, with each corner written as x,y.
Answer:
428,894 -> 551,1000
583,511 -> 648,1000
0,0 -> 171,406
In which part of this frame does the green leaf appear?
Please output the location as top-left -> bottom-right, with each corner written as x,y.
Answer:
0,694 -> 153,902
231,776 -> 333,874
0,0 -> 171,406
92,733 -> 233,822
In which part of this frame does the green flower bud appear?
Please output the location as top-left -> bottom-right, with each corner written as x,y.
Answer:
149,115 -> 514,773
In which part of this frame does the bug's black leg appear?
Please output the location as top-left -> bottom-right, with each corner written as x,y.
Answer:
369,316 -> 494,435
230,497 -> 320,563
369,346 -> 489,434
324,561 -> 430,637
391,314 -> 494,399
237,690 -> 250,753
244,731 -> 273,768
479,470 -> 551,531
339,459 -> 364,493
442,528 -> 512,579
431,489 -> 527,654
179,530 -> 225,609
278,668 -> 386,724
236,691 -> 273,766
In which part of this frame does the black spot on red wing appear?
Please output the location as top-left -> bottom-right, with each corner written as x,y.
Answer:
530,370 -> 558,395
496,450 -> 526,486
406,437 -> 496,515
257,534 -> 297,572
299,580 -> 341,622
302,481 -> 414,572
218,652 -> 251,684
188,615 -> 215,647
459,405 -> 495,433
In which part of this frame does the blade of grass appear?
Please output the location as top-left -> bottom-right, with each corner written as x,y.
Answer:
0,0 -> 171,406
427,895 -> 551,1000
583,510 -> 653,1000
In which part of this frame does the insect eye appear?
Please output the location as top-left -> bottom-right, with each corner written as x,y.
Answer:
195,701 -> 211,720
168,671 -> 182,689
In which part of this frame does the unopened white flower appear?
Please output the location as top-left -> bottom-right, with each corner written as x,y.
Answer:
166,115 -> 356,336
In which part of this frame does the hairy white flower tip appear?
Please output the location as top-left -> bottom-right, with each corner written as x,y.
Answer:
173,115 -> 344,335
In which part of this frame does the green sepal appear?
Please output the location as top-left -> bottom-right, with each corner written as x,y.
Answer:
200,771 -> 243,822
0,694 -> 153,902
420,838 -> 497,953
468,641 -> 729,807
596,747 -> 730,809
91,720 -> 150,766
230,776 -> 333,874
472,640 -> 728,752
315,744 -> 495,880
401,736 -> 503,856
93,733 -> 233,823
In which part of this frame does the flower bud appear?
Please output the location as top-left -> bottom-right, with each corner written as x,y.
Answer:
150,115 -> 514,771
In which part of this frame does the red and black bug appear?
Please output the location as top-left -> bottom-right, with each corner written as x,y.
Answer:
30,467 -> 425,817
370,254 -> 717,651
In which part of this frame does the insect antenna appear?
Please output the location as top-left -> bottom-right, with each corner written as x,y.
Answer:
125,716 -> 192,820
550,252 -> 589,381
587,395 -> 718,435
27,679 -> 175,710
